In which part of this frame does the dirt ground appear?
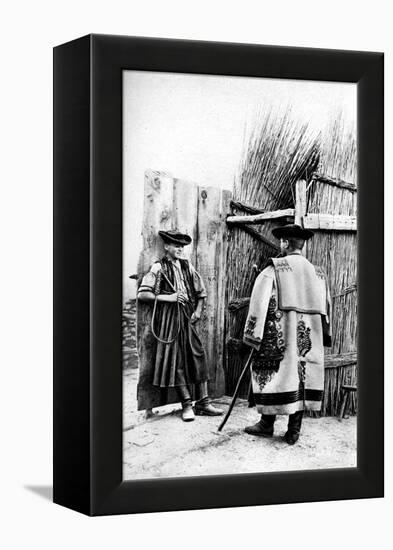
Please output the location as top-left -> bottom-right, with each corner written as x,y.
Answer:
123,367 -> 357,480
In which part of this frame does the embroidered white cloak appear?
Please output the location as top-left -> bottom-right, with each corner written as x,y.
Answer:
243,255 -> 332,415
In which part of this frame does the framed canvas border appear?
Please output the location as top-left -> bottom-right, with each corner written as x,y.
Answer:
53,34 -> 384,516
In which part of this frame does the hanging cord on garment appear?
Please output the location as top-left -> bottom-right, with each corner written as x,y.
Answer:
150,268 -> 182,345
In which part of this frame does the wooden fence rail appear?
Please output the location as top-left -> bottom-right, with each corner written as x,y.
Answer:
226,208 -> 295,225
311,172 -> 357,193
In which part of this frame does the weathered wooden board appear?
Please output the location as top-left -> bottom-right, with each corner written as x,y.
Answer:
312,173 -> 357,193
295,180 -> 307,226
228,222 -> 280,251
137,170 -> 177,411
226,208 -> 295,225
303,213 -> 357,231
324,352 -> 357,368
173,177 -> 198,266
294,180 -> 308,256
138,170 -> 174,275
196,186 -> 225,397
215,189 -> 232,396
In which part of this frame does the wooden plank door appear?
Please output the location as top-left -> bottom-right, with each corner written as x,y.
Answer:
136,170 -> 230,410
196,186 -> 231,397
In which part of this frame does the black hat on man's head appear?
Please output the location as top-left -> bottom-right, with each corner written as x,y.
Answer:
158,230 -> 192,246
272,223 -> 314,241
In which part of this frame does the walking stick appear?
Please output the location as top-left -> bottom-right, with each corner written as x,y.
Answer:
218,348 -> 254,432
218,254 -> 283,432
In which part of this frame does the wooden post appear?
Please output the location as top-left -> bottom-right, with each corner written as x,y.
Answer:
295,179 -> 307,256
137,170 -> 175,411
295,179 -> 307,226
196,186 -> 222,398
303,213 -> 357,231
173,177 -> 198,266
139,170 -> 174,275
215,189 -> 232,396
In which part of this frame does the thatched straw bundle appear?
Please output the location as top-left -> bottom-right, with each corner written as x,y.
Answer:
306,110 -> 357,415
225,107 -> 357,416
229,107 -> 320,299
235,107 -> 320,209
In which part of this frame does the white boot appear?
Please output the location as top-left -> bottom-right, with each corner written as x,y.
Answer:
182,402 -> 195,422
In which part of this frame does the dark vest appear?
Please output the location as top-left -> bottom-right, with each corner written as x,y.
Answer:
155,256 -> 198,307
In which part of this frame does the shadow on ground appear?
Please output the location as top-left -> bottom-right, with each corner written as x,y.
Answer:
24,485 -> 52,501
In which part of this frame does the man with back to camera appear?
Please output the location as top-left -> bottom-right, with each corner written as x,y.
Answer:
243,224 -> 332,444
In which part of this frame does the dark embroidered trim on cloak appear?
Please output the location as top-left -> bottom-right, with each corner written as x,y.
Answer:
274,258 -> 293,272
245,315 -> 257,336
298,361 -> 306,384
252,296 -> 285,389
253,369 -> 276,391
296,317 -> 312,397
297,318 -> 312,358
254,389 -> 323,406
243,334 -> 262,346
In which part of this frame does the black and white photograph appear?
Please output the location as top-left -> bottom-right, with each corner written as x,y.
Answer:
1,0 -> 388,541
122,70 -> 357,480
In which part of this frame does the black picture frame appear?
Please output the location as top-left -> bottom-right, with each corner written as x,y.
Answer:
53,34 -> 384,516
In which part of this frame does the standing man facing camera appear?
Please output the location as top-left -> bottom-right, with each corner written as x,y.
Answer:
138,230 -> 223,422
243,224 -> 332,444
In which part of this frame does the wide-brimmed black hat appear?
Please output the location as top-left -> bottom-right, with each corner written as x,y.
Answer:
272,223 -> 314,241
158,230 -> 192,246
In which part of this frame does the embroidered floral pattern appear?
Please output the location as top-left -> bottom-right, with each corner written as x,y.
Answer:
244,315 -> 257,336
297,318 -> 312,357
314,266 -> 326,280
274,258 -> 293,272
253,369 -> 276,391
252,296 -> 285,387
296,317 -> 312,395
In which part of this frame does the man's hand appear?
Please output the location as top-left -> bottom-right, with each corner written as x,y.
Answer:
190,311 -> 201,324
177,291 -> 188,304
163,292 -> 187,304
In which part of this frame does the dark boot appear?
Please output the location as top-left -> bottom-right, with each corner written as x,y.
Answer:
245,414 -> 276,437
284,410 -> 304,445
195,397 -> 224,416
194,382 -> 223,416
